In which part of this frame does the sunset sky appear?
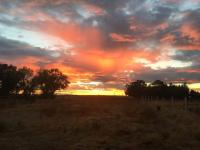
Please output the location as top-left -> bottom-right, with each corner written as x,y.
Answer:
0,0 -> 200,95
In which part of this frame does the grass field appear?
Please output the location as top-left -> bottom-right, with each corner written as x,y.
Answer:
0,96 -> 200,150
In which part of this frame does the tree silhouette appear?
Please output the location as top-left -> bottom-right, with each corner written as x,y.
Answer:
190,90 -> 200,100
33,69 -> 70,97
151,80 -> 167,99
125,80 -> 146,98
0,64 -> 20,96
0,63 -> 71,97
16,67 -> 35,96
151,80 -> 166,87
125,80 -> 193,100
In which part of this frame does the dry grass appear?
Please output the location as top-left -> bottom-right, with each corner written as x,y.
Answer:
0,96 -> 200,150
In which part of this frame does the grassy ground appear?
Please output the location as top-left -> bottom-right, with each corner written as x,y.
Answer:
0,96 -> 200,150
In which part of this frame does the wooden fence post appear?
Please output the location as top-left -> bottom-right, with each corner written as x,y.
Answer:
184,97 -> 188,111
171,97 -> 174,107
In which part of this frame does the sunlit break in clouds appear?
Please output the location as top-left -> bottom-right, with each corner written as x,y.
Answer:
0,0 -> 200,95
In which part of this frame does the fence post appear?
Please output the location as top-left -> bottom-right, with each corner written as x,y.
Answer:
184,97 -> 188,111
171,97 -> 174,107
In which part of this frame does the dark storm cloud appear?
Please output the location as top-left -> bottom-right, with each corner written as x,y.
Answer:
92,74 -> 118,83
134,5 -> 173,26
183,8 -> 200,31
173,50 -> 200,62
0,36 -> 59,59
132,67 -> 200,83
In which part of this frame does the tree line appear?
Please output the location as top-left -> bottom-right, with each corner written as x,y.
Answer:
125,80 -> 200,100
1,63 -> 200,100
0,63 -> 70,97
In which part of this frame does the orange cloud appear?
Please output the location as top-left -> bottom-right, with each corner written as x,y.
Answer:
160,33 -> 176,44
110,33 -> 135,42
83,3 -> 106,16
43,21 -> 103,50
180,23 -> 200,41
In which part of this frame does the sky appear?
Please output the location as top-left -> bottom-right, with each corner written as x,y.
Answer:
0,0 -> 200,95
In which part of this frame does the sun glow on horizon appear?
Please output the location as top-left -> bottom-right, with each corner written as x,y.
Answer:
188,83 -> 200,92
56,89 -> 125,96
55,82 -> 200,96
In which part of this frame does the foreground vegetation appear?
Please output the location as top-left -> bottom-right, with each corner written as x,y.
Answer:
0,96 -> 200,150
